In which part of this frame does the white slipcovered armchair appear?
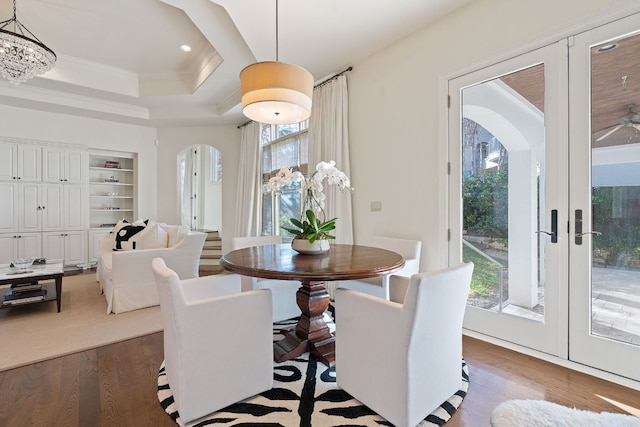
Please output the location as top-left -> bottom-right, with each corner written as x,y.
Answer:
152,258 -> 273,425
230,236 -> 301,322
96,223 -> 206,313
338,236 -> 422,300
335,262 -> 474,427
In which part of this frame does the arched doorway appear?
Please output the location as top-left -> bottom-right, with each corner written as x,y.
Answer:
177,144 -> 222,232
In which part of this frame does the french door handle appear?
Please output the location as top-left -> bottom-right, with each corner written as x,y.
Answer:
574,209 -> 602,245
536,209 -> 557,243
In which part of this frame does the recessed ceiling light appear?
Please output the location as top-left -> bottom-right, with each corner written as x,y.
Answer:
597,44 -> 617,52
179,44 -> 192,52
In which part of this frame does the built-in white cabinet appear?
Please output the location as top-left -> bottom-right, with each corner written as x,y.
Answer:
64,185 -> 85,230
0,144 -> 16,181
88,229 -> 112,263
0,182 -> 18,233
0,140 -> 87,266
0,143 -> 41,182
0,232 -> 42,262
42,231 -> 86,266
43,147 -> 85,184
18,183 -> 66,232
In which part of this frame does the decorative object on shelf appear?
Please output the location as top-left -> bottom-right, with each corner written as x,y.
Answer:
267,160 -> 352,254
0,0 -> 56,84
104,176 -> 119,183
104,161 -> 121,169
239,0 -> 313,125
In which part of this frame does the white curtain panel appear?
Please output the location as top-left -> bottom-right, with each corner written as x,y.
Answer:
235,121 -> 262,237
308,74 -> 354,244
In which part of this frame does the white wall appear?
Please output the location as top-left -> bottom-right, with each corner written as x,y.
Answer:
156,125 -> 240,252
347,0 -> 637,271
0,0 -> 636,267
0,104 -> 158,220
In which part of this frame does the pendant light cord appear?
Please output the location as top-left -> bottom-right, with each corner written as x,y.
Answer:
275,0 -> 279,62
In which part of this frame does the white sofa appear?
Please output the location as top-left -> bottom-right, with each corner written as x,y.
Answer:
96,221 -> 206,314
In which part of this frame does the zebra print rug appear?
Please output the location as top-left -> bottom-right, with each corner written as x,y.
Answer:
157,317 -> 469,427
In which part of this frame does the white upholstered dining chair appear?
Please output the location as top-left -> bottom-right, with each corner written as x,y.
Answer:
152,258 -> 273,425
335,262 -> 474,427
230,236 -> 301,322
337,236 -> 422,300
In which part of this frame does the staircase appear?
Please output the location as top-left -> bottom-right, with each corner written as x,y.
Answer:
198,230 -> 224,275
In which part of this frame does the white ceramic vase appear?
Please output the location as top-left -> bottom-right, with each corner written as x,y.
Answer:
291,238 -> 330,255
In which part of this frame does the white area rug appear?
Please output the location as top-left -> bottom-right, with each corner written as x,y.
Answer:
491,399 -> 640,427
0,272 -> 163,371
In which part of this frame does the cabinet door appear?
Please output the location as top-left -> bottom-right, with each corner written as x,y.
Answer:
0,234 -> 17,264
89,229 -> 111,262
0,144 -> 17,181
42,232 -> 65,261
0,182 -> 18,233
65,150 -> 84,183
17,145 -> 41,182
18,233 -> 41,259
19,183 -> 41,232
64,231 -> 86,265
64,185 -> 85,230
42,147 -> 64,182
42,184 -> 64,231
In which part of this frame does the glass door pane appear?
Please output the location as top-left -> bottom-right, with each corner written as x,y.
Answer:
590,32 -> 640,346
450,40 -> 568,356
462,64 -> 545,321
569,13 -> 640,381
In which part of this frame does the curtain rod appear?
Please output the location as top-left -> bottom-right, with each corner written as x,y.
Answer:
314,66 -> 353,89
237,66 -> 353,129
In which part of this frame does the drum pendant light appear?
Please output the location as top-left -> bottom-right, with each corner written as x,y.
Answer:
240,0 -> 313,125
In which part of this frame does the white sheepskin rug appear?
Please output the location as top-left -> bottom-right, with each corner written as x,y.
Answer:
490,399 -> 640,427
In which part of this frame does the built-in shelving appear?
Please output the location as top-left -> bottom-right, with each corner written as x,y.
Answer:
88,151 -> 136,229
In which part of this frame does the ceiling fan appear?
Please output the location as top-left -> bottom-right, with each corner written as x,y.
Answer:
595,103 -> 640,142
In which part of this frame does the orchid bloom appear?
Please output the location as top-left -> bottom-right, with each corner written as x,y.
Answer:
267,160 -> 352,220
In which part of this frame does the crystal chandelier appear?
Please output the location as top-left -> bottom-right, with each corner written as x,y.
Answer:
0,0 -> 56,85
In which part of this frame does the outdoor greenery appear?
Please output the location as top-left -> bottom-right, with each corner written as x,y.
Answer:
592,187 -> 640,267
463,170 -> 508,237
463,244 -> 505,299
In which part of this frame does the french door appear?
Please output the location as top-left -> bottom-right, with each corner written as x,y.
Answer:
449,40 -> 568,357
449,13 -> 640,381
568,14 -> 640,381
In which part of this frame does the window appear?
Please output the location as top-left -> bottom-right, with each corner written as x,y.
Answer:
209,147 -> 222,183
261,121 -> 309,237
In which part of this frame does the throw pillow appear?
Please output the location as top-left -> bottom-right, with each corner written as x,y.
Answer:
130,223 -> 168,249
110,218 -> 129,240
157,223 -> 190,247
114,223 -> 147,251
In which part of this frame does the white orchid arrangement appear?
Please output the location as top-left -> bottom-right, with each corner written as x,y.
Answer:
267,161 -> 352,242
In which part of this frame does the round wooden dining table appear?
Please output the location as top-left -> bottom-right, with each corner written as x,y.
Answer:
220,243 -> 405,366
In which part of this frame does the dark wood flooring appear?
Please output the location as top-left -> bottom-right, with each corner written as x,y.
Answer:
1,333 -> 639,426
